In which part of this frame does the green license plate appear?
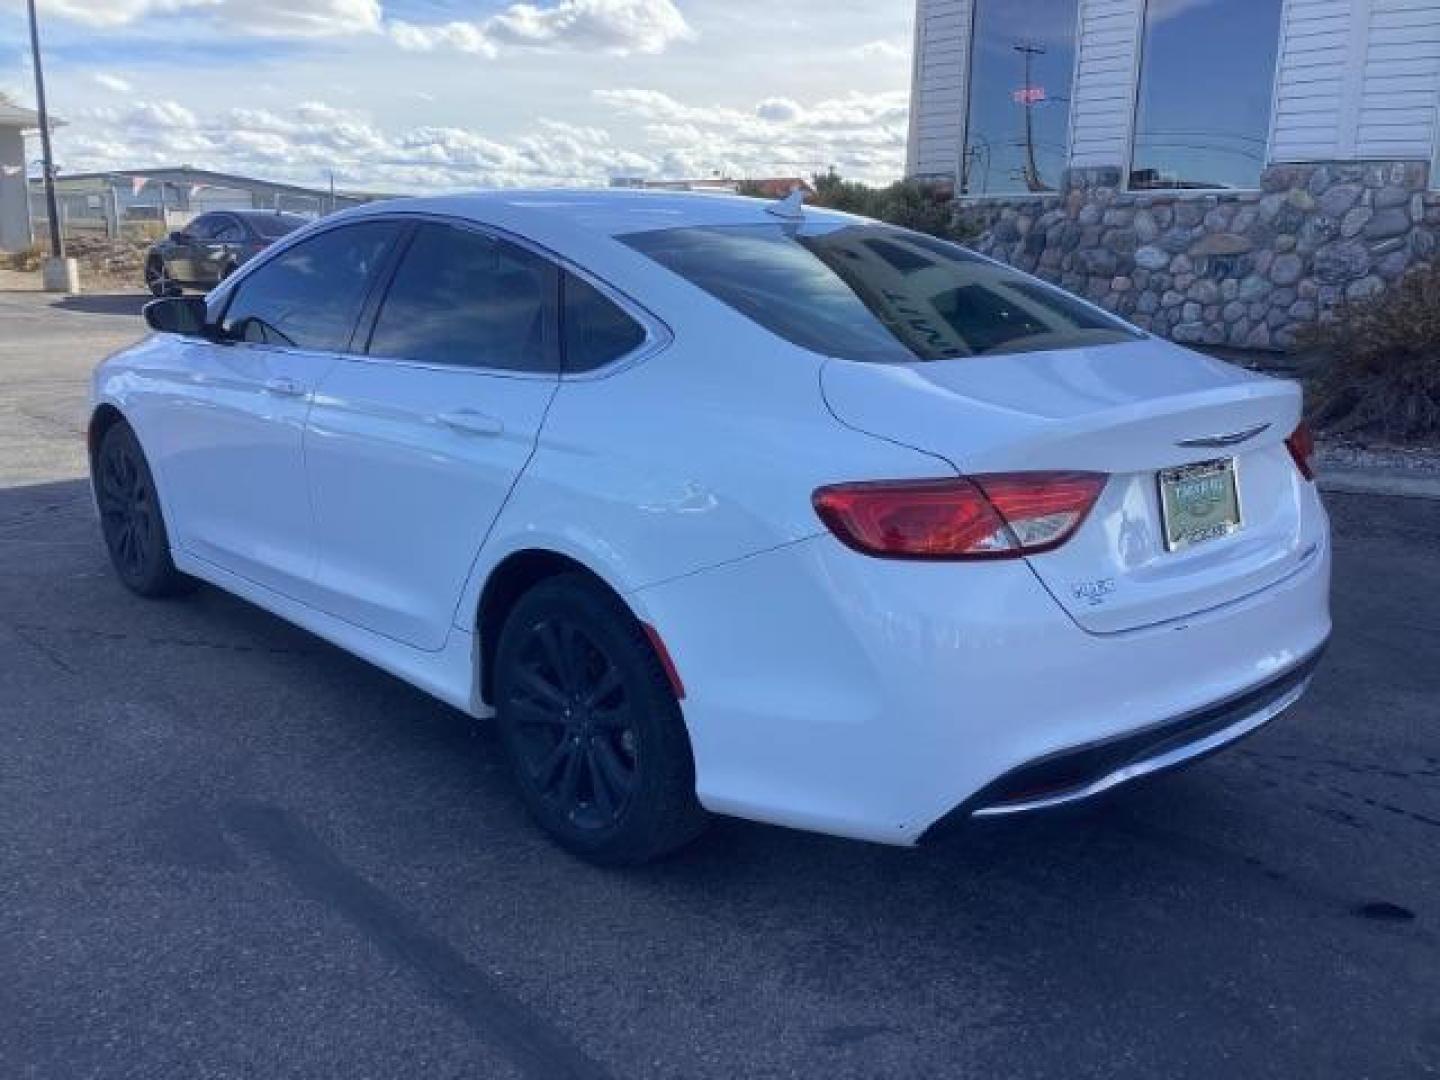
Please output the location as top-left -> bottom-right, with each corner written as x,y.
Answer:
1158,458 -> 1241,551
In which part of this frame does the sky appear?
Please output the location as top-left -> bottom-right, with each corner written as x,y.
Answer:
0,0 -> 916,193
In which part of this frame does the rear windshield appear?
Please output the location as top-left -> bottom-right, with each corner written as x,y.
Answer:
248,213 -> 307,238
620,223 -> 1141,362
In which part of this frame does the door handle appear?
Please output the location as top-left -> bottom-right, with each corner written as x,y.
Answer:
437,409 -> 504,437
263,376 -> 305,397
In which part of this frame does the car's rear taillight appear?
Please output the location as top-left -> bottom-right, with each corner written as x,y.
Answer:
812,472 -> 1106,560
1285,421 -> 1316,481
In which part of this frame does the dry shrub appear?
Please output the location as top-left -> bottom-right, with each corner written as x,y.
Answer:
0,242 -> 43,272
1297,262 -> 1440,443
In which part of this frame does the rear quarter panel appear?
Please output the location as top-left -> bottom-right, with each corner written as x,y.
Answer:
453,301 -> 957,630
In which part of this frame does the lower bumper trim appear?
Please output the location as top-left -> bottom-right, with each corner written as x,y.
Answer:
924,644 -> 1326,837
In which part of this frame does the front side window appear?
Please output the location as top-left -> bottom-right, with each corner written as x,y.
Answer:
622,224 -> 1139,362
222,221 -> 397,351
212,217 -> 244,243
562,273 -> 647,373
186,214 -> 220,240
1130,0 -> 1283,190
367,223 -> 558,372
962,0 -> 1079,196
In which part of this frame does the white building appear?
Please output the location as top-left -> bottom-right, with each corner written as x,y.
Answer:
906,0 -> 1440,347
0,101 -> 39,253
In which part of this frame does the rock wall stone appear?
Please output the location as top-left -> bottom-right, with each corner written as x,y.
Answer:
955,162 -> 1439,350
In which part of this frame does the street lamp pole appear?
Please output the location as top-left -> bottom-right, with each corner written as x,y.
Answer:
27,0 -> 64,259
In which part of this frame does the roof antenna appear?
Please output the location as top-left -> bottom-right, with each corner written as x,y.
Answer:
764,186 -> 805,221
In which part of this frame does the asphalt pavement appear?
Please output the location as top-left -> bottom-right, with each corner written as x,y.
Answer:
2,288 -> 1437,1079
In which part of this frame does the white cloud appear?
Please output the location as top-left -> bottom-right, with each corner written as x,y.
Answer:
0,0 -> 380,36
389,0 -> 692,57
388,19 -> 497,56
53,97 -> 658,189
8,0 -> 916,189
755,97 -> 803,123
597,86 -> 909,180
90,73 -> 135,94
48,82 -> 910,191
6,0 -> 217,28
853,39 -> 907,62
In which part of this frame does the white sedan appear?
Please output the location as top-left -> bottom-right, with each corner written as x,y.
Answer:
89,190 -> 1331,863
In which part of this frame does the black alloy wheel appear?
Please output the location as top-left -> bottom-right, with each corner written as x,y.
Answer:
494,574 -> 707,864
144,257 -> 176,297
507,616 -> 640,830
94,423 -> 192,597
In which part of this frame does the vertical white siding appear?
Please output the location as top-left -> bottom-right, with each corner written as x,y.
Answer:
907,0 -> 972,179
1355,0 -> 1440,160
1271,0 -> 1358,161
1068,0 -> 1143,169
1273,0 -> 1440,163
907,0 -> 1440,183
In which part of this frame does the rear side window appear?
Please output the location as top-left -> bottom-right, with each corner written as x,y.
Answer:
562,272 -> 646,373
367,223 -> 558,372
222,221 -> 397,351
249,213 -> 306,239
621,223 -> 1141,363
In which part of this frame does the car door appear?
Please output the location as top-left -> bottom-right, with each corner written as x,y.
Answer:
303,219 -> 561,650
166,213 -> 213,284
149,219 -> 401,600
193,213 -> 245,287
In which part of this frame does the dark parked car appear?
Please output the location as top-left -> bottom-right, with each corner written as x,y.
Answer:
144,210 -> 308,296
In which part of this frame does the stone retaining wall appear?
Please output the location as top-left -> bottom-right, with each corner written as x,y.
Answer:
955,163 -> 1440,350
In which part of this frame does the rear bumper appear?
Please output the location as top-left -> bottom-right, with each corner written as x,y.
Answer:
924,643 -> 1325,834
631,527 -> 1332,847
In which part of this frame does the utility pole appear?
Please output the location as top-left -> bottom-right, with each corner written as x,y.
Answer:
26,0 -> 63,259
1014,42 -> 1046,193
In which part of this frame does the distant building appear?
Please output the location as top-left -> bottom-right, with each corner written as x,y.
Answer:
609,176 -> 815,197
29,165 -> 394,239
0,101 -> 40,252
611,176 -> 740,192
907,0 -> 1440,349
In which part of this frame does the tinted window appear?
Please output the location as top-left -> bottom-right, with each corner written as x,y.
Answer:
186,214 -> 221,240
1130,0 -> 1283,190
211,217 -> 244,242
563,273 -> 646,373
248,213 -> 307,239
368,224 -> 557,372
962,0 -> 1079,196
222,221 -> 397,351
622,223 -> 1140,362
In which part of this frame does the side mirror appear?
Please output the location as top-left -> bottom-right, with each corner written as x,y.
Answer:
143,296 -> 211,337
169,230 -> 189,243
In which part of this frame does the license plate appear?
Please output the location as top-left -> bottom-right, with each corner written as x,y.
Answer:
1158,458 -> 1241,551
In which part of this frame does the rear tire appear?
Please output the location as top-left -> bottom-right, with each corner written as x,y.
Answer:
494,574 -> 707,865
93,422 -> 195,598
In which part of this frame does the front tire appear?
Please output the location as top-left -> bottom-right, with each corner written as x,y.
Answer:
144,256 -> 178,297
94,422 -> 194,598
494,574 -> 707,865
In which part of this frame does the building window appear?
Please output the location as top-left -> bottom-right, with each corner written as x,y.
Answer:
961,0 -> 1079,196
1130,0 -> 1283,191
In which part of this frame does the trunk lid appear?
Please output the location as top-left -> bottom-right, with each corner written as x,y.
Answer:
820,338 -> 1321,633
